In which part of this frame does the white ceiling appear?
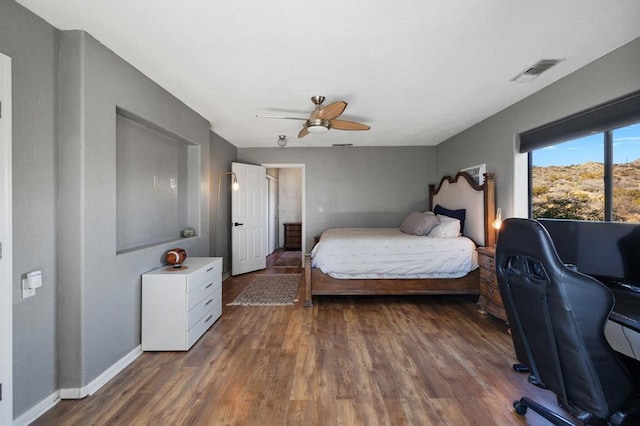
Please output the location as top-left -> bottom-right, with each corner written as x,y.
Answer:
15,0 -> 640,148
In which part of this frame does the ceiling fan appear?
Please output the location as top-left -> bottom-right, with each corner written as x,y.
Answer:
258,96 -> 371,138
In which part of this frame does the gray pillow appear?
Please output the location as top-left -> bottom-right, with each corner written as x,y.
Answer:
400,212 -> 440,235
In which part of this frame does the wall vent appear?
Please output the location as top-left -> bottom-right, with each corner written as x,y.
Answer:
511,59 -> 563,83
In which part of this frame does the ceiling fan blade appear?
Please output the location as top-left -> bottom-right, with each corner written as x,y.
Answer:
256,115 -> 306,120
329,119 -> 371,131
317,101 -> 347,120
298,125 -> 309,138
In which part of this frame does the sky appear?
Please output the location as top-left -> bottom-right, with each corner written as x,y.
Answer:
532,123 -> 640,167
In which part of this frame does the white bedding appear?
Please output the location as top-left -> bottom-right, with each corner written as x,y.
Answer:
310,228 -> 479,279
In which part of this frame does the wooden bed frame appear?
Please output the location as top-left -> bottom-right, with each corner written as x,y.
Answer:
303,172 -> 496,307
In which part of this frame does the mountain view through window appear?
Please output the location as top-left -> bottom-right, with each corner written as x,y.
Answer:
531,122 -> 640,223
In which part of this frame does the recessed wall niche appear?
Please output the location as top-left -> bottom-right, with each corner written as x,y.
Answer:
116,108 -> 200,253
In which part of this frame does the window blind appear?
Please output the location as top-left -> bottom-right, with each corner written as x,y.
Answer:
519,89 -> 640,153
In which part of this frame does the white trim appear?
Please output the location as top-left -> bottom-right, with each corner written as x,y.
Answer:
0,52 -> 13,426
13,346 -> 142,426
261,163 -> 306,254
512,137 -> 529,218
58,387 -> 88,400
60,345 -> 143,400
13,391 -> 59,426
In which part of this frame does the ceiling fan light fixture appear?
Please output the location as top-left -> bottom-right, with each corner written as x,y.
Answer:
306,119 -> 330,134
307,125 -> 329,134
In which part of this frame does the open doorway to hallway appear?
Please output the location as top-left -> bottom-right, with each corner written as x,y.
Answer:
264,164 -> 305,257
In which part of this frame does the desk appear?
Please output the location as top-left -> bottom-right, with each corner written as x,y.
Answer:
604,286 -> 640,362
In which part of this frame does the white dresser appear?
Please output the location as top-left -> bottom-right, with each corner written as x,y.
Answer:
142,257 -> 222,351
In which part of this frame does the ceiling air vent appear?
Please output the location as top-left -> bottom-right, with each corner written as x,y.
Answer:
511,59 -> 563,83
332,143 -> 353,147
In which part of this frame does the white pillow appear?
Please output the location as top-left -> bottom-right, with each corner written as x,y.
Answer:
427,214 -> 461,238
400,212 -> 440,236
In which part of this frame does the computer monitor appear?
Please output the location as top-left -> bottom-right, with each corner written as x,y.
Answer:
539,218 -> 640,286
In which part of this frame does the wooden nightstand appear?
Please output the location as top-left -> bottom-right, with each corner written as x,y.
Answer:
476,246 -> 507,322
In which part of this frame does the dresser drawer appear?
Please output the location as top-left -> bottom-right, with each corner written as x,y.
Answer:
187,260 -> 222,292
187,302 -> 221,348
187,278 -> 221,311
186,288 -> 221,330
479,279 -> 500,306
479,267 -> 497,286
478,253 -> 495,271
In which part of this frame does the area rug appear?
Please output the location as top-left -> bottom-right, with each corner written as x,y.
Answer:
272,251 -> 302,268
227,274 -> 301,306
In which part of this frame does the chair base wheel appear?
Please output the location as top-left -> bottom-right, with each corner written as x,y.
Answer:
514,401 -> 528,415
513,397 -> 575,426
513,363 -> 529,373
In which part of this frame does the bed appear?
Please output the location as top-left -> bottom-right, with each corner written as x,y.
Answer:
303,172 -> 496,306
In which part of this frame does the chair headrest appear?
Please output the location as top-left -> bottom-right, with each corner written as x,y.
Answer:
497,218 -> 563,269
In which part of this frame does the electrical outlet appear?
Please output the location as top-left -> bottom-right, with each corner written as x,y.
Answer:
22,281 -> 35,299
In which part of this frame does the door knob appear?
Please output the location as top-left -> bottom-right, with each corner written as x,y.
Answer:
233,222 -> 244,227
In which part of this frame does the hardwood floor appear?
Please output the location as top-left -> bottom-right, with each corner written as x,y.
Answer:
34,251 -> 560,425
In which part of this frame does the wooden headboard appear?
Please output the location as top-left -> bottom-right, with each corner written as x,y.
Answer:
428,172 -> 496,247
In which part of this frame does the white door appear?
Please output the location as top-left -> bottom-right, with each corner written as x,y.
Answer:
0,52 -> 13,425
231,162 -> 267,275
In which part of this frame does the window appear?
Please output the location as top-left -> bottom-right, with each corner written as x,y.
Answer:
531,132 -> 605,221
531,124 -> 640,222
520,90 -> 640,223
611,125 -> 640,222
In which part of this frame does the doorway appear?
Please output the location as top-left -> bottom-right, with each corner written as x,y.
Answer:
0,51 -> 13,424
263,164 -> 305,255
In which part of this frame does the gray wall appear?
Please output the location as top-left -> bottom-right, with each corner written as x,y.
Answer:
1,1 -> 213,414
238,146 -> 437,249
57,30 -> 211,393
210,132 -> 238,276
0,0 -> 59,416
436,37 -> 640,219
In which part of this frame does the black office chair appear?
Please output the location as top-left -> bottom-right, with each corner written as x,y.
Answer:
495,218 -> 640,425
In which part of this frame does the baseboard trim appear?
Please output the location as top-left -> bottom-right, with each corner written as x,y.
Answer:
13,391 -> 59,426
17,345 -> 143,424
86,345 -> 142,396
222,271 -> 232,281
60,345 -> 142,400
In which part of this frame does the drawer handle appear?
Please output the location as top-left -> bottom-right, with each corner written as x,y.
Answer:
204,315 -> 213,323
205,298 -> 213,306
206,267 -> 214,272
205,282 -> 213,289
